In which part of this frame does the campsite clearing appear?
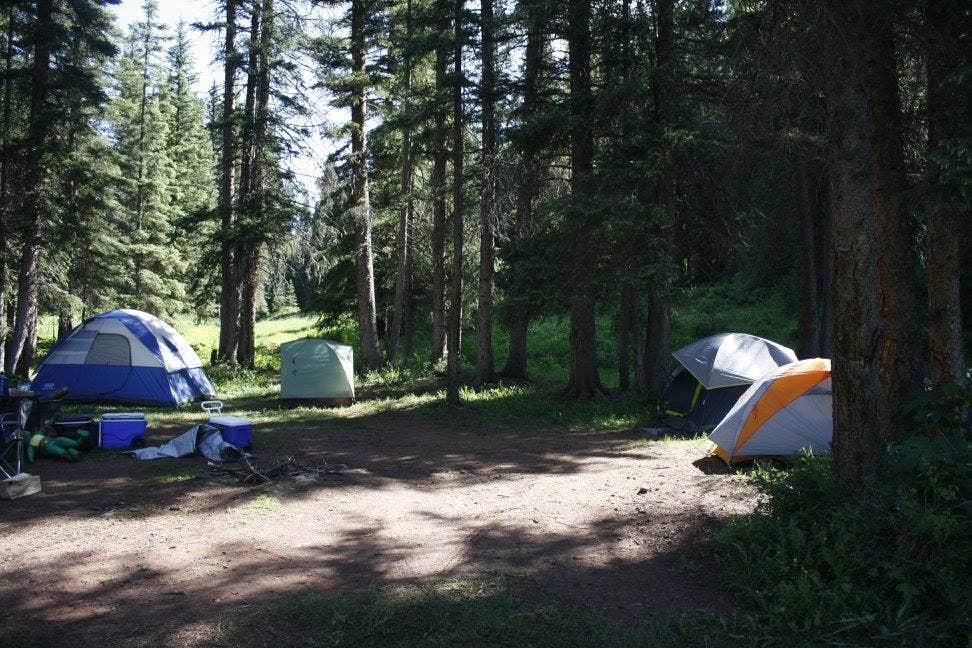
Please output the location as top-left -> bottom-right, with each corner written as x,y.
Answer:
0,409 -> 756,647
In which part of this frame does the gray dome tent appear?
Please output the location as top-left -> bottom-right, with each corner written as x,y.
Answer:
662,333 -> 797,429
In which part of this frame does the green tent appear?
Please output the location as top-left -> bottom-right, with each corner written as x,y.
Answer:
279,338 -> 355,406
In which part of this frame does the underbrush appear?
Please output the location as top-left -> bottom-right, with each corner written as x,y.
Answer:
673,279 -> 797,350
712,437 -> 971,646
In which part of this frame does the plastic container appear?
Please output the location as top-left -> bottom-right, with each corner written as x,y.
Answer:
209,415 -> 252,449
100,412 -> 147,449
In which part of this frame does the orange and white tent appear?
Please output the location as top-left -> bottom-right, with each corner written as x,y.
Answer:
708,358 -> 832,464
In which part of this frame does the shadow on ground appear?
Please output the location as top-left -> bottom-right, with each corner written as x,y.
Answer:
0,507 -> 730,647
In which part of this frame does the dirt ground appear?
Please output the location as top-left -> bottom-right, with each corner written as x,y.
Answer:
1,412 -> 757,647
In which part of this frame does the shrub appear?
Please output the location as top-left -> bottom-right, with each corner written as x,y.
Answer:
712,439 -> 971,646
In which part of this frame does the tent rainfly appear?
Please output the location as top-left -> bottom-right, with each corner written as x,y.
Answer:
30,309 -> 215,406
279,338 -> 355,406
708,358 -> 833,464
661,332 -> 798,429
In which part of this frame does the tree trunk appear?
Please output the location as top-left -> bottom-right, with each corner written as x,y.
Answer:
566,0 -> 601,398
14,315 -> 36,377
632,296 -> 647,392
618,282 -> 634,391
475,0 -> 497,386
350,0 -> 382,370
57,313 -> 73,340
238,0 -> 261,208
501,0 -> 544,380
818,168 -> 835,357
821,0 -> 884,483
218,0 -> 241,362
7,0 -> 53,376
643,0 -> 675,399
446,0 -> 465,404
236,0 -> 273,368
861,1 -> 923,437
237,255 -> 259,366
644,287 -> 671,395
925,0 -> 965,388
430,1 -> 449,363
387,0 -> 414,365
797,158 -> 822,357
0,3 -> 15,372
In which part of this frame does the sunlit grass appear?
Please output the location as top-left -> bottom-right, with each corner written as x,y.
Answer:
149,466 -> 199,484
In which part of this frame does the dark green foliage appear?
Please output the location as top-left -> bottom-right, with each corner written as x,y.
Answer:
672,278 -> 799,350
898,382 -> 972,434
713,444 -> 971,645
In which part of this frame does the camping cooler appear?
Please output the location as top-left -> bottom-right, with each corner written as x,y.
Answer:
100,413 -> 147,449
209,415 -> 252,449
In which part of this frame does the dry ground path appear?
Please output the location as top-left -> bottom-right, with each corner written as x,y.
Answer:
1,412 -> 756,647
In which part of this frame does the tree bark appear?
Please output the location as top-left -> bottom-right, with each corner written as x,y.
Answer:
446,0 -> 465,404
218,0 -> 241,362
236,0 -> 273,368
430,0 -> 449,363
821,0 -> 884,483
643,0 -> 675,398
475,0 -> 497,386
386,0 -> 414,364
566,0 -> 601,398
501,0 -> 544,380
0,3 -> 15,371
7,0 -> 54,375
238,0 -> 261,208
797,158 -> 822,357
861,1 -> 923,437
618,282 -> 634,391
818,168 -> 835,358
350,0 -> 382,370
925,0 -> 965,388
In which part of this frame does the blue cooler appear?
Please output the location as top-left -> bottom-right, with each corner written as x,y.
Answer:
209,415 -> 252,449
100,413 -> 147,449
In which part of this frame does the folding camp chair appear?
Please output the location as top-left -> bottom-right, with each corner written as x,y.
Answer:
0,409 -> 23,479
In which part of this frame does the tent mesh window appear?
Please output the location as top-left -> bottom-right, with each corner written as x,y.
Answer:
85,333 -> 132,365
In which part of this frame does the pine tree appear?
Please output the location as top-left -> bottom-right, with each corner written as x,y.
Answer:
109,3 -> 187,315
6,0 -> 117,374
165,20 -> 216,254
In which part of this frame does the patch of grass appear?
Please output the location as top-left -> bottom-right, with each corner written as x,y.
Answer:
149,465 -> 199,484
248,491 -> 280,511
411,384 -> 657,430
711,437 -> 971,646
204,576 -> 756,648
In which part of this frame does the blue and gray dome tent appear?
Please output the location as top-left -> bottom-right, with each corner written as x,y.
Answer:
31,309 -> 216,406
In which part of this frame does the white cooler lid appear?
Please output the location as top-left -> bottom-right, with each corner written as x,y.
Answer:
102,412 -> 146,420
209,415 -> 250,426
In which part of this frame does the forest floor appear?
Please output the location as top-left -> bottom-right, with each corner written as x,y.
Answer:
1,313 -> 762,647
0,412 -> 756,647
